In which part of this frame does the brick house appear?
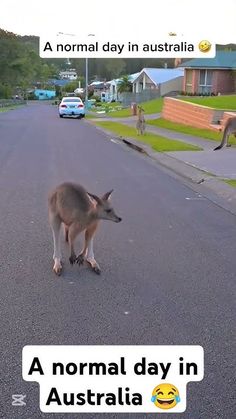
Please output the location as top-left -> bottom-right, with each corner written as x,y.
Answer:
179,52 -> 236,95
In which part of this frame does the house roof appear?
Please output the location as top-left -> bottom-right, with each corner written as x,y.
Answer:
128,72 -> 140,82
90,81 -> 104,86
89,81 -> 107,89
48,79 -> 71,87
107,72 -> 141,85
132,68 -> 184,85
179,51 -> 236,69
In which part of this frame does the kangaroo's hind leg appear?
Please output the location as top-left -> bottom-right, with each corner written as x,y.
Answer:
142,121 -> 146,135
226,132 -> 231,147
68,222 -> 83,265
49,212 -> 62,276
136,121 -> 140,135
64,224 -> 69,242
83,222 -> 101,274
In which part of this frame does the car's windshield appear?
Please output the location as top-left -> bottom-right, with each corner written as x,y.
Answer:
62,98 -> 82,103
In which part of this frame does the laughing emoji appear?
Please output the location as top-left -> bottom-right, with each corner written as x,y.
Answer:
151,383 -> 180,409
198,40 -> 211,53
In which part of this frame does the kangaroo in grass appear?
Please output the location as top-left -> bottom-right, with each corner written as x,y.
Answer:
48,183 -> 122,276
214,117 -> 236,150
136,106 -> 146,135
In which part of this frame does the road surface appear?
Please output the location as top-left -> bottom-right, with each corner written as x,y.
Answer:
0,102 -> 235,418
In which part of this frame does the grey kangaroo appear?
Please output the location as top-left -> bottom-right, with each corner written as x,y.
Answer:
48,183 -> 122,276
136,106 -> 146,135
214,117 -> 236,150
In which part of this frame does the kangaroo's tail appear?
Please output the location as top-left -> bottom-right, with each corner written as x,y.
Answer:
213,126 -> 229,151
214,144 -> 223,151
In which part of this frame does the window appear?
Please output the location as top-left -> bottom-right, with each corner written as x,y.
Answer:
63,98 -> 82,103
199,70 -> 213,93
185,70 -> 193,93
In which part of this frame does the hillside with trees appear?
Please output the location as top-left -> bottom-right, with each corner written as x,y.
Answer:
0,29 -> 62,97
1,28 -> 236,98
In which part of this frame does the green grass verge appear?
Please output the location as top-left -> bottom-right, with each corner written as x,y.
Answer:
93,121 -> 202,152
107,98 -> 163,118
180,95 -> 236,110
0,105 -> 24,113
224,179 -> 236,187
146,118 -> 236,145
85,113 -> 100,119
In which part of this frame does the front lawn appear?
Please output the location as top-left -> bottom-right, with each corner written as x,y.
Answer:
108,98 -> 164,118
146,118 -> 236,145
180,95 -> 236,110
93,121 -> 202,152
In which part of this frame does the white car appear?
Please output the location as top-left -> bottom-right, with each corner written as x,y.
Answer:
59,97 -> 85,118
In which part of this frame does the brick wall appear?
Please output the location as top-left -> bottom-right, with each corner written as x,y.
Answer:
162,97 -> 215,129
162,97 -> 236,131
213,70 -> 235,94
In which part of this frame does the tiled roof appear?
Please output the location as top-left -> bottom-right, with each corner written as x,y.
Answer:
179,52 -> 236,69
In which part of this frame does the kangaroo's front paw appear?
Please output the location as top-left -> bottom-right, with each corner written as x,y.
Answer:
76,254 -> 84,265
53,260 -> 62,276
87,258 -> 101,275
93,266 -> 101,275
69,254 -> 77,265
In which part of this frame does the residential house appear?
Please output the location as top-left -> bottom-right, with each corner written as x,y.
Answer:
88,81 -> 109,100
59,69 -> 78,80
106,73 -> 140,102
179,51 -> 236,94
132,68 -> 184,95
34,89 -> 56,100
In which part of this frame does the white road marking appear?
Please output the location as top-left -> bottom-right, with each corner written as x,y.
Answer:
185,197 -> 205,200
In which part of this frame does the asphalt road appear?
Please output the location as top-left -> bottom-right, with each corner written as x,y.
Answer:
0,102 -> 235,419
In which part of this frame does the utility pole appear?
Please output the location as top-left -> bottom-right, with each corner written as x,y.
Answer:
85,34 -> 95,112
85,57 -> 88,111
56,32 -> 93,111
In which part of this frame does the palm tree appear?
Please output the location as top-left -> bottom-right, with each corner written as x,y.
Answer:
117,75 -> 132,93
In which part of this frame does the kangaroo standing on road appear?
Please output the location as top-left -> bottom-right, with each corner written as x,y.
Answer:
48,183 -> 122,276
214,117 -> 236,150
136,106 -> 146,135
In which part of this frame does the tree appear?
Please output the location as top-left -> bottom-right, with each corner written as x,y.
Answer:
117,75 -> 132,93
63,80 -> 81,92
104,59 -> 126,79
0,29 -> 63,95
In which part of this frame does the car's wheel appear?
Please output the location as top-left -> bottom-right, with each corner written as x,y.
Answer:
59,114 -> 63,118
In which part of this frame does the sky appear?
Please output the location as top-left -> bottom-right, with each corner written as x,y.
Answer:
0,0 -> 236,44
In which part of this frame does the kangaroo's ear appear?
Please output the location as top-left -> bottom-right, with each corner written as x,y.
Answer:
87,193 -> 103,206
102,189 -> 114,201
